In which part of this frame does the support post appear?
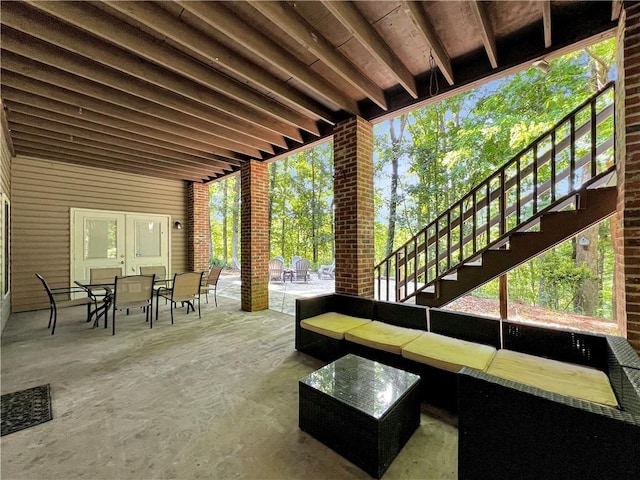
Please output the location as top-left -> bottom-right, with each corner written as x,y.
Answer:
187,182 -> 210,273
240,161 -> 269,311
614,2 -> 640,352
333,116 -> 375,298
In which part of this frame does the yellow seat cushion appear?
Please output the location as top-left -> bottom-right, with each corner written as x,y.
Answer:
300,312 -> 371,340
486,349 -> 618,408
345,321 -> 423,355
401,332 -> 497,373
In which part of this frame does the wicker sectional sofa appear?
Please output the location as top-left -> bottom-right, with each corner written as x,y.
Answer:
295,293 -> 640,479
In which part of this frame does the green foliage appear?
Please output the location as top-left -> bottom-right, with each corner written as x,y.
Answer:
538,244 -> 593,311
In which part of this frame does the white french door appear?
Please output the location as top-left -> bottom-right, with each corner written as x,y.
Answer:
71,209 -> 170,283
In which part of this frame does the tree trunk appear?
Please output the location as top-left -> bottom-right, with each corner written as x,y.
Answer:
385,114 -> 408,257
575,225 -> 599,315
222,179 -> 228,265
268,162 -> 277,250
231,176 -> 241,270
311,157 -> 318,264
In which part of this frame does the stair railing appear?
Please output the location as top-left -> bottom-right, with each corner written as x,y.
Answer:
375,82 -> 615,303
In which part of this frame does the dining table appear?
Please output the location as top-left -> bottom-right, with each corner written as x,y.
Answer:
74,280 -> 114,329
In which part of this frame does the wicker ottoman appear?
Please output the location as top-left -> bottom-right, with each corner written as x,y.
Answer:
299,354 -> 421,478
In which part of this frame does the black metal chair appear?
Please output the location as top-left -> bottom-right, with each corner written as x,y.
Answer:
35,273 -> 93,335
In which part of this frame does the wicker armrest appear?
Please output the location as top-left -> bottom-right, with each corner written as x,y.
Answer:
458,368 -> 640,480
607,335 -> 640,369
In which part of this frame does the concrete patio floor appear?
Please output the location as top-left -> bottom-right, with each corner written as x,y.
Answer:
1,279 -> 457,480
215,271 -> 336,316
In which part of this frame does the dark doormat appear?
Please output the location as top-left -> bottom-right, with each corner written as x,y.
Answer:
1,384 -> 52,436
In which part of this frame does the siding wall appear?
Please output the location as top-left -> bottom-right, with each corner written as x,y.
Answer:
0,130 -> 12,331
11,156 -> 188,312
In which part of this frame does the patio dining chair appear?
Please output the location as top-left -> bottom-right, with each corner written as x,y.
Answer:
155,271 -> 204,325
111,274 -> 155,335
201,266 -> 223,306
35,273 -> 93,335
294,258 -> 311,283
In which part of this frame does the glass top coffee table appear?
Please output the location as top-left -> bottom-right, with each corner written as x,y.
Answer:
299,354 -> 421,478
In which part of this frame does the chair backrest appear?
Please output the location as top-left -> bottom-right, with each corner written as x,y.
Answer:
171,272 -> 203,301
269,259 -> 283,280
274,255 -> 284,263
35,273 -> 54,303
206,266 -> 223,286
140,265 -> 166,279
113,274 -> 155,309
291,255 -> 302,268
296,258 -> 310,275
90,267 -> 123,284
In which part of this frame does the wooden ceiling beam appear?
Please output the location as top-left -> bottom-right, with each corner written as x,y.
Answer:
323,0 -> 418,98
105,0 -> 336,125
249,1 -> 387,111
13,145 -> 209,183
0,47 -> 272,157
1,6 -> 293,148
2,74 -> 242,165
401,1 -> 454,85
542,1 -> 552,48
10,131 -> 223,177
612,0 -> 622,21
7,121 -> 229,174
25,0 -> 319,138
3,103 -> 240,169
178,0 -> 360,115
469,1 -> 499,68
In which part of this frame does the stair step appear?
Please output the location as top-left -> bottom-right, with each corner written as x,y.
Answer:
442,272 -> 457,281
489,237 -> 509,250
515,217 -> 541,233
463,260 -> 483,267
550,195 -> 577,212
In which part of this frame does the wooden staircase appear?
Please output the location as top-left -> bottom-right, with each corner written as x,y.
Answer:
416,184 -> 616,307
374,83 -> 616,307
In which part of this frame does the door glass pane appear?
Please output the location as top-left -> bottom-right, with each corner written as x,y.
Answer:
134,220 -> 161,257
85,219 -> 118,259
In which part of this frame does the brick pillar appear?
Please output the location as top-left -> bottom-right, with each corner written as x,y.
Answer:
615,2 -> 640,352
240,160 -> 269,311
333,116 -> 374,297
187,182 -> 210,273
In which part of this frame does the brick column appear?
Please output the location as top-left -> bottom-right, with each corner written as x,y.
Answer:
333,116 -> 375,297
187,182 -> 210,273
240,160 -> 269,311
615,2 -> 640,352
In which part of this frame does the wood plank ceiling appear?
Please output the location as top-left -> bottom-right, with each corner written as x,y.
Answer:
0,1 -> 617,183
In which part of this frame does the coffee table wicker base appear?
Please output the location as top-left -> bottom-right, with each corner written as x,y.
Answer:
299,355 -> 420,478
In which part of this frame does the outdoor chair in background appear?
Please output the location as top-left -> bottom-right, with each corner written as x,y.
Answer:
201,266 -> 223,306
291,255 -> 302,269
36,273 -> 93,335
139,265 -> 167,281
155,271 -> 203,324
317,261 -> 335,280
294,258 -> 311,283
274,255 -> 285,264
269,258 -> 284,283
140,265 -> 168,301
111,274 -> 155,335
